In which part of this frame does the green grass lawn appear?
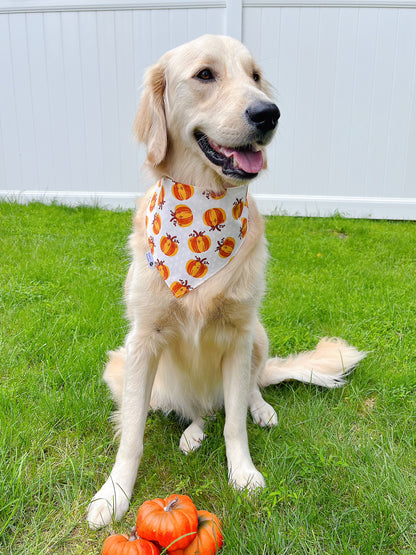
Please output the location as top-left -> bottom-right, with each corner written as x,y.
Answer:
1,201 -> 416,554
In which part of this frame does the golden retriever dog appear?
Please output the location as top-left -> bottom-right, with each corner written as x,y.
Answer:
87,34 -> 365,529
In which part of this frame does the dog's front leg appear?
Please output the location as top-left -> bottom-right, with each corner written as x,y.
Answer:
222,331 -> 266,491
87,331 -> 159,529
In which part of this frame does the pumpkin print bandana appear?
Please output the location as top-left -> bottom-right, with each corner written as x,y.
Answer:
145,177 -> 249,298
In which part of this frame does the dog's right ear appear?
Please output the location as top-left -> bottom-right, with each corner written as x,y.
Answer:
133,62 -> 167,166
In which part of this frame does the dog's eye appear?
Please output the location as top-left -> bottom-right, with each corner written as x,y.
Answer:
195,69 -> 215,82
253,72 -> 261,83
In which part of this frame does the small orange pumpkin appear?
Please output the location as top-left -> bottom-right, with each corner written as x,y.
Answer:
188,230 -> 211,254
170,205 -> 194,228
160,234 -> 180,257
136,495 -> 198,551
216,237 -> 235,258
186,257 -> 209,279
102,527 -> 161,555
232,198 -> 244,220
172,183 -> 194,201
155,259 -> 170,280
170,280 -> 193,298
152,213 -> 162,235
168,510 -> 223,555
203,208 -> 226,231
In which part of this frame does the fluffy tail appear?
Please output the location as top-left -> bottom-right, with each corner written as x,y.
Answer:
259,337 -> 366,389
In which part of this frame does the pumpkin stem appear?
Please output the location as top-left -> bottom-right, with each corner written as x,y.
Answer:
164,496 -> 179,512
129,526 -> 138,542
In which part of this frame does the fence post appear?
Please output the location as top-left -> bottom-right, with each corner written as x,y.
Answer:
226,0 -> 243,41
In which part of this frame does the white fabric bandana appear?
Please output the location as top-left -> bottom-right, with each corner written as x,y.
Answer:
145,177 -> 249,298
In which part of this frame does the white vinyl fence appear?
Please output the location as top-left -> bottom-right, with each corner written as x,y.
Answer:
1,0 -> 416,219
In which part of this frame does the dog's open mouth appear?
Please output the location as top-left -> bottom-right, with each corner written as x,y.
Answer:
194,131 -> 264,179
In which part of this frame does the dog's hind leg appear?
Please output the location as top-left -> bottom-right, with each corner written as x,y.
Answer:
179,416 -> 206,454
249,319 -> 278,427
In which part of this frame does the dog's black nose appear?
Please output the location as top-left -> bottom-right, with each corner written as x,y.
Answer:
246,101 -> 280,133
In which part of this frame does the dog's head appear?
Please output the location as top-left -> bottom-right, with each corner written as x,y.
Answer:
134,34 -> 280,190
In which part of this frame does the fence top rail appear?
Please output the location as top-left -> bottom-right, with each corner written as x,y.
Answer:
1,0 -> 415,13
0,0 -> 225,14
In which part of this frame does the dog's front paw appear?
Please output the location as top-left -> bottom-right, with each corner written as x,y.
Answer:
179,422 -> 206,454
250,400 -> 278,428
229,465 -> 266,492
87,479 -> 131,529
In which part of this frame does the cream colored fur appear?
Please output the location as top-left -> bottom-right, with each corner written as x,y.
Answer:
87,34 -> 366,529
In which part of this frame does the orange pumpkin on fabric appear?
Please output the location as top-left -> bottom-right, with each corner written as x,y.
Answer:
155,260 -> 170,280
203,190 -> 226,200
186,257 -> 209,279
170,205 -> 193,228
148,236 -> 156,255
239,217 -> 248,239
102,527 -> 161,555
210,191 -> 226,200
216,237 -> 235,258
170,280 -> 193,298
203,208 -> 226,231
188,230 -> 211,254
152,213 -> 162,235
232,198 -> 244,220
160,234 -> 180,257
149,192 -> 158,213
157,185 -> 165,209
172,183 -> 194,201
168,510 -> 223,555
136,495 -> 198,551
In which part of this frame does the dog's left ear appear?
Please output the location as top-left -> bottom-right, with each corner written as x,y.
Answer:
133,62 -> 167,166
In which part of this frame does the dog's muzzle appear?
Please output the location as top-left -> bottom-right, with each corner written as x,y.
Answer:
194,101 -> 280,180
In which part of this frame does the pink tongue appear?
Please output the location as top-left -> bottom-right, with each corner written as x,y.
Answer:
221,147 -> 264,174
233,149 -> 264,174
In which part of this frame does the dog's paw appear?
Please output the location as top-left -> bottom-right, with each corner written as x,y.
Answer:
250,400 -> 278,428
87,479 -> 130,530
229,465 -> 266,492
179,422 -> 206,454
